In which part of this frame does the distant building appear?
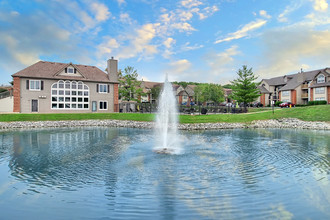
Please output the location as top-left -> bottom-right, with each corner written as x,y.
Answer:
258,68 -> 330,106
12,58 -> 119,113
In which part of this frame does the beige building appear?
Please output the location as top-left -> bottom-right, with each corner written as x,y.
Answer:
12,58 -> 119,113
258,68 -> 330,106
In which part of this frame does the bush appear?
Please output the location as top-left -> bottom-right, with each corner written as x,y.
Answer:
275,101 -> 283,106
308,100 -> 327,105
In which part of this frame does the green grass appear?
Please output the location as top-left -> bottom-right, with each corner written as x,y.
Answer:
0,105 -> 329,123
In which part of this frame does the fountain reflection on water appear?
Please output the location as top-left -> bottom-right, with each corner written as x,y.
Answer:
154,75 -> 182,154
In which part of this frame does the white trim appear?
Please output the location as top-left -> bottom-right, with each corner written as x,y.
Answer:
67,67 -> 75,74
98,84 -> 108,93
99,100 -> 108,110
30,80 -> 41,91
51,80 -> 90,110
317,74 -> 325,83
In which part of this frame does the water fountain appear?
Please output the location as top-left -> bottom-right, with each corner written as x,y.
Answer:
153,75 -> 181,154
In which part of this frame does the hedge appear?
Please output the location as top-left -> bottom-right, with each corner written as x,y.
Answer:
308,100 -> 327,105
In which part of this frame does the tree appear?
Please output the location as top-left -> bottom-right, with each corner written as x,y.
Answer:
194,83 -> 224,105
150,85 -> 161,101
231,65 -> 260,108
118,66 -> 145,102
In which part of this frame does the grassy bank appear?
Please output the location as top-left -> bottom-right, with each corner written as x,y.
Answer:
0,105 -> 329,123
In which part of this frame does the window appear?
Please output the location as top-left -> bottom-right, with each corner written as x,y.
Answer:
98,84 -> 108,93
315,97 -> 325,100
282,91 -> 290,96
29,80 -> 41,90
317,74 -> 325,83
99,101 -> 108,110
315,87 -> 325,94
68,67 -> 75,74
51,80 -> 89,110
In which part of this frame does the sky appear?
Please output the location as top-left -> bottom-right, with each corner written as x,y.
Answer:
0,0 -> 330,85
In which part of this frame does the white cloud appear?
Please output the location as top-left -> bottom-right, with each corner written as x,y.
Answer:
117,0 -> 125,5
90,2 -> 110,22
181,0 -> 203,8
180,42 -> 204,51
259,10 -> 271,19
259,25 -> 330,78
120,13 -> 133,24
164,38 -> 176,48
215,19 -> 267,44
313,0 -> 328,11
97,38 -> 120,57
116,23 -> 159,59
277,2 -> 302,22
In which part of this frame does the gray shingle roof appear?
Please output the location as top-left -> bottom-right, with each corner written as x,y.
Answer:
257,85 -> 271,94
12,61 -> 114,83
279,69 -> 321,91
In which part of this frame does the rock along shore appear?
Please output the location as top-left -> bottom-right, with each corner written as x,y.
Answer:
0,118 -> 329,131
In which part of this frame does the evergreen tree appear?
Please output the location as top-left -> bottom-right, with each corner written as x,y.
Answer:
231,65 -> 260,107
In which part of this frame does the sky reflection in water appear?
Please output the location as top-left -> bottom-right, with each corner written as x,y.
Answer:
0,127 -> 329,220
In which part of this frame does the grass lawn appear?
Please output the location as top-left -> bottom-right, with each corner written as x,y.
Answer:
0,105 -> 329,123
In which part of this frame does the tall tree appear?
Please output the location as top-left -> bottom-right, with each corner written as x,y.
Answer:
118,66 -> 145,102
231,65 -> 260,107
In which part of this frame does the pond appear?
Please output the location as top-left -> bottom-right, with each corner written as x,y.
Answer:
0,127 -> 329,219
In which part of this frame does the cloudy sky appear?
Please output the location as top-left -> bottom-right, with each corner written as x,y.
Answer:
0,0 -> 329,85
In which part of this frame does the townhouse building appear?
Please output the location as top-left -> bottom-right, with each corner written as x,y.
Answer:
12,58 -> 119,113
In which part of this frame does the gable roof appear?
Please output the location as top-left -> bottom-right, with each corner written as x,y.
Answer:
12,61 -> 113,83
279,69 -> 321,91
257,85 -> 271,94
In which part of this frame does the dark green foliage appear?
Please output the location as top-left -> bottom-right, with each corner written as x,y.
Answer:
222,84 -> 233,89
275,101 -> 283,106
172,81 -> 201,88
118,66 -> 145,103
150,86 -> 161,101
231,65 -> 260,105
308,100 -> 327,105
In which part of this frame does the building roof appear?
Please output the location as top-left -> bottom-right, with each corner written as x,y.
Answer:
257,85 -> 271,94
12,61 -> 113,83
309,81 -> 330,88
279,69 -> 321,91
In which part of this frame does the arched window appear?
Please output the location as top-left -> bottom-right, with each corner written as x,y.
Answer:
51,80 -> 89,110
317,74 -> 325,83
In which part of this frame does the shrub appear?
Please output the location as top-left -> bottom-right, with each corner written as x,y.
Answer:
308,100 -> 327,105
275,101 -> 283,107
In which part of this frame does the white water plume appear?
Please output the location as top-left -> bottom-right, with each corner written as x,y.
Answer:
154,75 -> 181,154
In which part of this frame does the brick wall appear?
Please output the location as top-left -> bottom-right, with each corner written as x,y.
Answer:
13,77 -> 20,112
310,88 -> 313,101
279,91 -> 281,101
113,83 -> 119,112
260,94 -> 265,106
291,90 -> 297,104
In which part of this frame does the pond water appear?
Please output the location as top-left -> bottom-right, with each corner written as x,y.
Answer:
0,127 -> 329,220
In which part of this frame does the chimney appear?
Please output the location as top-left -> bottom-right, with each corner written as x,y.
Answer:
107,57 -> 118,82
297,71 -> 305,83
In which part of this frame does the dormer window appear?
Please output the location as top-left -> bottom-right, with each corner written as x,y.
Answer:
65,67 -> 76,74
68,67 -> 75,74
317,74 -> 325,83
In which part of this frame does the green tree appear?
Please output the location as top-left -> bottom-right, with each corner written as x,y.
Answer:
118,66 -> 145,103
231,65 -> 260,107
194,83 -> 224,105
150,85 -> 161,101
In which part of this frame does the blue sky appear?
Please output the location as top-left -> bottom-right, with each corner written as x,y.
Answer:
0,0 -> 329,85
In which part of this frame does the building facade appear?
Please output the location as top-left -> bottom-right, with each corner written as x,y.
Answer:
258,68 -> 330,106
12,58 -> 119,113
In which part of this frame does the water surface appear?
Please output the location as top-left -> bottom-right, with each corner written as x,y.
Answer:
0,127 -> 329,219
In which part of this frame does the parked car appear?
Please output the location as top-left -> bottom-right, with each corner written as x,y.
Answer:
253,102 -> 263,108
279,102 -> 295,108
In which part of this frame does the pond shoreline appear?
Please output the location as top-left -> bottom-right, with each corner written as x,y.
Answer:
0,118 -> 329,130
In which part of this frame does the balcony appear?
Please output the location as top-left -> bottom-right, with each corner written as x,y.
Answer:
301,84 -> 308,90
301,93 -> 308,99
